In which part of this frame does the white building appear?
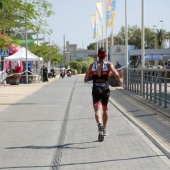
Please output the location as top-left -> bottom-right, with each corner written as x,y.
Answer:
64,41 -> 96,63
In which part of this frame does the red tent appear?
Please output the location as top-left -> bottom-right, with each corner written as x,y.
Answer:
0,34 -> 20,55
8,44 -> 20,56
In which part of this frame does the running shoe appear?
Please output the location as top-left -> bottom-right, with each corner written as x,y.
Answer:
103,131 -> 108,136
98,124 -> 104,135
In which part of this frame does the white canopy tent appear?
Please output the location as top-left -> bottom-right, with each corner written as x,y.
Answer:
4,47 -> 41,83
4,47 -> 40,62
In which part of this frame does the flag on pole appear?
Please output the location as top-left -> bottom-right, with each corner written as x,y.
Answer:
96,9 -> 100,37
93,22 -> 97,39
96,9 -> 100,25
102,24 -> 105,32
106,0 -> 112,27
96,2 -> 103,22
106,0 -> 116,27
110,0 -> 116,26
90,15 -> 96,29
90,15 -> 97,39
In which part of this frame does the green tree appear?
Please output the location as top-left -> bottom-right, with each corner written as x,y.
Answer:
114,25 -> 166,49
128,25 -> 141,49
165,31 -> 170,48
145,27 -> 155,49
114,25 -> 141,48
113,26 -> 126,45
28,42 -> 63,65
0,34 -> 19,50
0,1 -> 2,9
156,29 -> 166,48
0,0 -> 54,36
87,43 -> 95,50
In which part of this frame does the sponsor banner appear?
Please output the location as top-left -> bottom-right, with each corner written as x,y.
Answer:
93,23 -> 97,39
111,0 -> 116,26
107,0 -> 116,27
106,0 -> 112,26
96,2 -> 103,22
90,15 -> 96,29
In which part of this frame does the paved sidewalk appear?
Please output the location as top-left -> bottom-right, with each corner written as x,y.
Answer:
0,76 -> 58,112
0,75 -> 169,170
110,87 -> 170,160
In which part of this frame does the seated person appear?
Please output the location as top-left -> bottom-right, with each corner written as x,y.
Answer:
15,65 -> 21,73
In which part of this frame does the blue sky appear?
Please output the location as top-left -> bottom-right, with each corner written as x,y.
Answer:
43,0 -> 170,49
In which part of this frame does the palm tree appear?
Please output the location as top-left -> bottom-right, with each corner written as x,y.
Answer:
156,29 -> 166,48
165,31 -> 170,48
145,27 -> 155,49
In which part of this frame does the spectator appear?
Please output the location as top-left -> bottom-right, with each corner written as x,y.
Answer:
114,61 -> 121,70
41,65 -> 48,82
114,61 -> 123,78
15,64 -> 21,73
164,62 -> 167,69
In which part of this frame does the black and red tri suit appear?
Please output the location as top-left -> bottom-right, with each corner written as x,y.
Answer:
91,61 -> 110,108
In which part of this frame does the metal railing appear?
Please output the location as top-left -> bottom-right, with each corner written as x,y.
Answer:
123,68 -> 170,108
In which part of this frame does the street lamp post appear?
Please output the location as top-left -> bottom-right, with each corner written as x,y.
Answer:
25,13 -> 28,84
141,0 -> 145,96
153,25 -> 157,49
125,0 -> 128,89
160,20 -> 163,29
159,20 -> 164,48
63,34 -> 65,64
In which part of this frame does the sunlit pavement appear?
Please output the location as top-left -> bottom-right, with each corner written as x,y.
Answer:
0,75 -> 169,170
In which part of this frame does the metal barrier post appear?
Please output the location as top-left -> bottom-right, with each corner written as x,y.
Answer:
154,71 -> 157,103
164,71 -> 167,108
158,71 -> 162,106
150,71 -> 153,101
143,70 -> 145,98
146,71 -> 149,99
137,71 -> 139,95
130,70 -> 132,92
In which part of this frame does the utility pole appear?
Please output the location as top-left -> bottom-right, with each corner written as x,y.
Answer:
141,0 -> 145,95
24,0 -> 28,84
63,35 -> 65,64
125,0 -> 129,89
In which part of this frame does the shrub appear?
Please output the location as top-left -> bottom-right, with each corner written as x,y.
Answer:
66,61 -> 82,74
81,62 -> 89,73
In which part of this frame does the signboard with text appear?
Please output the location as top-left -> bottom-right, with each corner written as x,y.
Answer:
0,49 -> 9,71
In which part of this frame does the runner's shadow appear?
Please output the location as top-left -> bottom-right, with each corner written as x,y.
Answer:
5,141 -> 98,150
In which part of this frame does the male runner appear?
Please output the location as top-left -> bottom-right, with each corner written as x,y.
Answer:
84,47 -> 122,136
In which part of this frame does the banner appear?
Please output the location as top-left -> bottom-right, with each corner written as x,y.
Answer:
96,9 -> 100,25
96,2 -> 103,22
90,15 -> 97,39
106,0 -> 112,27
106,0 -> 116,27
96,9 -> 100,37
90,15 -> 96,29
93,22 -> 97,39
110,0 -> 116,26
102,24 -> 105,32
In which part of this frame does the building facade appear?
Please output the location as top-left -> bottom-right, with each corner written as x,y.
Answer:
64,41 -> 97,63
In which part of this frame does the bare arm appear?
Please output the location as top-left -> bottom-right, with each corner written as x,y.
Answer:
108,62 -> 122,85
84,64 -> 92,83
